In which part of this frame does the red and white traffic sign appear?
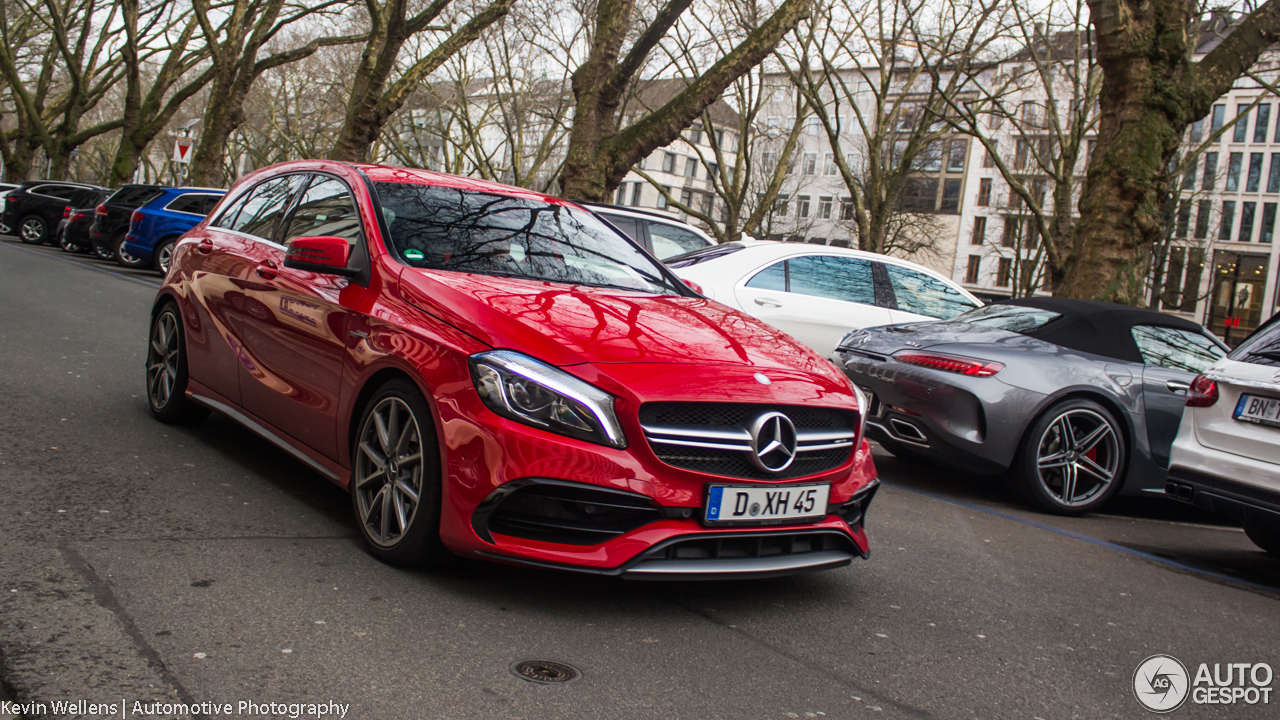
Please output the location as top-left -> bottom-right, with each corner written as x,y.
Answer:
173,138 -> 194,163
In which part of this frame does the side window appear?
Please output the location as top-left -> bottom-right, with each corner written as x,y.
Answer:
282,177 -> 363,247
1132,326 -> 1225,372
225,176 -> 303,239
602,215 -> 640,242
884,264 -> 978,319
786,255 -> 875,305
166,194 -> 206,214
34,185 -> 77,200
201,195 -> 224,215
647,222 -> 710,259
745,260 -> 786,291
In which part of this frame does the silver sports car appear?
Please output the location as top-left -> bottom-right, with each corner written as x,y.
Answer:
834,298 -> 1228,515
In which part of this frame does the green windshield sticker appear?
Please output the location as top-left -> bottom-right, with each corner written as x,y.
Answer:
404,249 -> 424,261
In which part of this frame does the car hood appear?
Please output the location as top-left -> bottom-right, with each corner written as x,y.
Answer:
838,321 -> 1032,355
398,268 -> 843,375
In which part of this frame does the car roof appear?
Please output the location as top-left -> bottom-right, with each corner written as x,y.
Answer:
994,297 -> 1220,363
20,180 -> 100,189
351,164 -> 575,206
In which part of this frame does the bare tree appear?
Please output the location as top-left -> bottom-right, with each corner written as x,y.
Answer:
557,0 -> 813,202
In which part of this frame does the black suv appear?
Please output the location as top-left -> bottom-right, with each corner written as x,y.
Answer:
3,181 -> 109,245
90,184 -> 165,261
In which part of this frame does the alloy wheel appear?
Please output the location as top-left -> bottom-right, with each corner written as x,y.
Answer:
158,244 -> 174,274
353,397 -> 425,548
19,218 -> 43,243
146,312 -> 180,410
1034,409 -> 1120,508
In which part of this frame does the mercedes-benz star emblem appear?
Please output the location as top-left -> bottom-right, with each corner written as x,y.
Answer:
748,412 -> 798,473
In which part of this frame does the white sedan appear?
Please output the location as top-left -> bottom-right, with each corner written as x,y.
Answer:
668,240 -> 982,355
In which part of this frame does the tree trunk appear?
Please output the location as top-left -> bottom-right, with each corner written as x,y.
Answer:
189,72 -> 248,187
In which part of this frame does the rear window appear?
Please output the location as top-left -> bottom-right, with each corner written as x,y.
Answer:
109,186 -> 164,207
1231,316 -> 1280,366
374,182 -> 684,295
884,264 -> 978,319
953,304 -> 1061,333
665,242 -> 746,268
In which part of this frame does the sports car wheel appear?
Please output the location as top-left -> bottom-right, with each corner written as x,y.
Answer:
1244,522 -> 1280,555
116,234 -> 151,269
146,303 -> 209,424
351,380 -> 451,567
1013,399 -> 1125,515
18,215 -> 47,244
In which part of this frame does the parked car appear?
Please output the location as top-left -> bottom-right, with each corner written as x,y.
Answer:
668,240 -> 982,355
1167,314 -> 1280,554
90,184 -> 165,262
579,202 -> 716,260
834,298 -> 1227,515
145,161 -> 878,578
0,182 -> 20,234
121,187 -> 225,273
56,193 -> 113,253
2,181 -> 108,245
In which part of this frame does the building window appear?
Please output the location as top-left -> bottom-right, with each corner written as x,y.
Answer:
1182,156 -> 1198,190
1256,104 -> 1272,143
899,178 -> 938,212
1210,104 -> 1226,134
630,183 -> 643,206
977,178 -> 992,206
1263,203 -> 1277,244
840,198 -> 853,220
948,139 -> 967,172
940,179 -> 961,213
657,186 -> 673,209
1234,104 -> 1250,143
1002,217 -> 1019,247
1190,118 -> 1205,142
773,198 -> 788,216
845,153 -> 859,171
824,154 -> 837,175
685,157 -> 698,178
1240,201 -> 1256,242
688,127 -> 702,145
615,183 -> 628,205
763,150 -> 778,168
803,153 -> 817,175
663,152 -> 676,173
971,216 -> 987,245
1203,152 -> 1218,190
706,161 -> 719,180
1270,154 -> 1280,193
1226,152 -> 1242,191
1248,153 -> 1264,192
1176,201 -> 1191,238
680,188 -> 694,209
1194,199 -> 1211,239
965,255 -> 981,284
1219,200 -> 1236,240
804,117 -> 821,135
983,141 -> 997,168
996,257 -> 1012,287
797,195 -> 810,218
819,196 -> 833,219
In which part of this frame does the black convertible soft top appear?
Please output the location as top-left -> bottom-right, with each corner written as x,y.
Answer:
995,297 -> 1213,364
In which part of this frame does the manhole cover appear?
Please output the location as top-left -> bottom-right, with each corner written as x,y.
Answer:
510,660 -> 581,684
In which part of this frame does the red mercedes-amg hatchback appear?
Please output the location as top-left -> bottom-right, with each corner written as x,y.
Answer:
146,160 -> 878,579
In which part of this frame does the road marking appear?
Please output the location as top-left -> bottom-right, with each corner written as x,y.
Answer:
1,240 -> 161,288
883,481 -> 1278,595
1093,513 -> 1245,531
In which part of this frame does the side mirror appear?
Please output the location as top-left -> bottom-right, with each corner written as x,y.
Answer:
284,236 -> 359,277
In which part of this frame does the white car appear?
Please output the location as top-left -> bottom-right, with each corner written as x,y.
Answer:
581,202 -> 717,260
1167,317 -> 1280,554
668,240 -> 982,355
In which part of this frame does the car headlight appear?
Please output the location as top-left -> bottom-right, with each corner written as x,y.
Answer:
849,383 -> 869,443
469,350 -> 627,448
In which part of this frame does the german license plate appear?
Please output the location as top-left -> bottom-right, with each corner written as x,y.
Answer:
705,484 -> 830,525
859,386 -> 883,417
1234,393 -> 1280,428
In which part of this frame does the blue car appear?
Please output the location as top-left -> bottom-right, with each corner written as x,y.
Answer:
121,187 -> 225,273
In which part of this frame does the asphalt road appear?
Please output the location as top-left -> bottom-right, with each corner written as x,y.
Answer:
1,238 -> 1277,720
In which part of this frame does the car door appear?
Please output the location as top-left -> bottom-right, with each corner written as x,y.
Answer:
236,174 -> 368,460
1132,325 -> 1228,467
733,253 -> 892,354
881,263 -> 980,323
180,179 -> 302,406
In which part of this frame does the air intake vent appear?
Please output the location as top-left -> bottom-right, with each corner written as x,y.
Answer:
475,480 -> 662,546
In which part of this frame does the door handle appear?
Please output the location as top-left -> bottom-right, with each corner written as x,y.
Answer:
256,260 -> 278,280
196,238 -> 214,255
1165,379 -> 1191,393
753,297 -> 782,308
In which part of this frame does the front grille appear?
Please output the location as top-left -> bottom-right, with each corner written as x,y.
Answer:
483,481 -> 662,546
633,530 -> 858,562
639,402 -> 857,480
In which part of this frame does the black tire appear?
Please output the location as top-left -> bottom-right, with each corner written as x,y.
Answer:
92,238 -> 116,261
154,237 -> 178,275
115,233 -> 151,269
350,379 -> 451,568
1010,398 -> 1126,516
1244,521 -> 1280,555
17,215 -> 48,244
60,235 -> 86,253
145,302 -> 209,424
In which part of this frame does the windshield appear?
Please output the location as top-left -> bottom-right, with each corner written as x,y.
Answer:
374,182 -> 683,295
952,303 -> 1062,333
